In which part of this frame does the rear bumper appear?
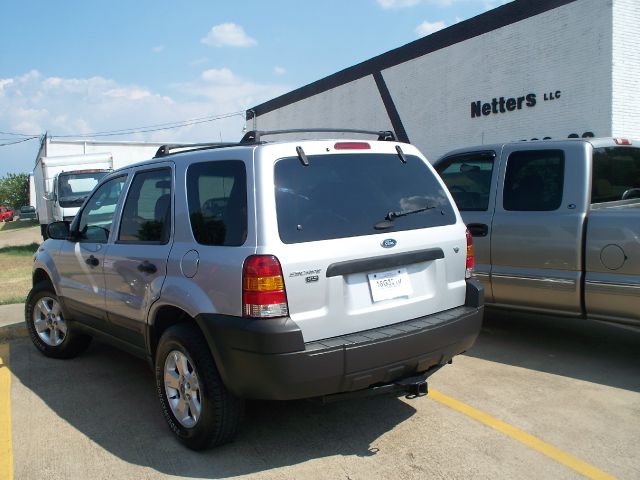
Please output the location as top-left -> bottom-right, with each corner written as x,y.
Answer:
197,279 -> 484,401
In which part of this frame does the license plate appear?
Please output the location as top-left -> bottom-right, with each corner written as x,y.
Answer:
368,268 -> 413,302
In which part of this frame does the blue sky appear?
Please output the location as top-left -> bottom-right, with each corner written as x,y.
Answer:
0,0 -> 508,175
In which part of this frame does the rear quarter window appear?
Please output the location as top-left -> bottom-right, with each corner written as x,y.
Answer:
186,160 -> 247,246
275,152 -> 456,244
592,147 -> 640,203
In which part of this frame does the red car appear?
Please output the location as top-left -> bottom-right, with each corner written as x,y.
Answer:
0,206 -> 14,222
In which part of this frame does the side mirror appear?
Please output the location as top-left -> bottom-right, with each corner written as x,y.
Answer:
46,221 -> 71,240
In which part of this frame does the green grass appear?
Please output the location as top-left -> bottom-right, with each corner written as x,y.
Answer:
0,243 -> 38,304
0,219 -> 39,233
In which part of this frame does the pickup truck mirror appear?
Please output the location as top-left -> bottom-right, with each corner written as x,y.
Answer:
46,221 -> 71,240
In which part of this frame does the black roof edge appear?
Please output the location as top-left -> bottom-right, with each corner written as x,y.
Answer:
246,0 -> 577,120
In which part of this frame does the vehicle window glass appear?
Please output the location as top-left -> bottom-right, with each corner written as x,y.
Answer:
436,152 -> 495,211
503,150 -> 564,211
118,169 -> 172,243
77,176 -> 127,243
58,171 -> 110,208
275,153 -> 456,244
186,160 -> 247,246
592,147 -> 640,203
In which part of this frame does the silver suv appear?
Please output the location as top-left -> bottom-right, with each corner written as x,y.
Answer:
26,129 -> 483,450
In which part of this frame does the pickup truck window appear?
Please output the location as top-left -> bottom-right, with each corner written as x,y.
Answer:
503,150 -> 564,211
77,175 -> 127,243
592,147 -> 640,203
118,169 -> 172,244
436,152 -> 495,211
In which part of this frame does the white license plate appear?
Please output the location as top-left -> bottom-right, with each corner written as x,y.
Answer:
368,268 -> 413,302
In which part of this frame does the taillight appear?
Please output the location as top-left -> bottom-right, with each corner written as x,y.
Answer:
465,229 -> 474,279
613,138 -> 631,145
242,255 -> 288,318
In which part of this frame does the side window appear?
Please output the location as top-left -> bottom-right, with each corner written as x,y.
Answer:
118,169 -> 172,244
503,150 -> 564,211
592,147 -> 640,203
186,160 -> 247,246
77,176 -> 127,243
436,152 -> 495,211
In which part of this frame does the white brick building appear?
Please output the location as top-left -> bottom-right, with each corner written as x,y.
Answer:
247,0 -> 640,161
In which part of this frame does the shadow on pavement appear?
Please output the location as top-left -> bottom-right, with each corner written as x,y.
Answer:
466,309 -> 640,392
10,338 -> 415,478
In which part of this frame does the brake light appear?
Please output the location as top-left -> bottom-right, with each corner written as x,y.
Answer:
613,138 -> 631,145
334,142 -> 371,150
465,229 -> 474,279
242,255 -> 288,318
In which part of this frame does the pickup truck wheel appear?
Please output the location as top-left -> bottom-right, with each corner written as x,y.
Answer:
155,323 -> 244,450
25,281 -> 92,359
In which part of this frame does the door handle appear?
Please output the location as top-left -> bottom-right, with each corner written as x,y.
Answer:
137,261 -> 157,274
85,255 -> 99,267
467,223 -> 489,237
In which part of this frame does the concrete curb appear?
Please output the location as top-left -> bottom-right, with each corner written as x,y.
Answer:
0,303 -> 27,342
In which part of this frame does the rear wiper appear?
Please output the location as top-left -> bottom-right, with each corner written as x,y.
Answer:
374,205 -> 435,230
385,206 -> 435,221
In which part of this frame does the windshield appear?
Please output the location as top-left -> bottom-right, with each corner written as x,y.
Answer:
275,153 -> 456,244
58,171 -> 109,207
592,147 -> 640,203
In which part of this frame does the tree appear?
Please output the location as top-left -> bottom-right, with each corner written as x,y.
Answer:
0,173 -> 29,208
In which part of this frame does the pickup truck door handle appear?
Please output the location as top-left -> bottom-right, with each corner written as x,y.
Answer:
467,223 -> 489,237
85,255 -> 99,267
137,261 -> 157,274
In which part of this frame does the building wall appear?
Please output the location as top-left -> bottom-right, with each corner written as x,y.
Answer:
383,0 -> 613,160
252,0 -> 639,162
612,0 -> 640,138
253,75 -> 390,142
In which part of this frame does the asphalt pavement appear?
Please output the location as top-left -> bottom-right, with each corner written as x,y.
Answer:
2,310 -> 639,479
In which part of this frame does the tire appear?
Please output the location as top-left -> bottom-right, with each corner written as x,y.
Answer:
25,281 -> 92,359
155,323 -> 244,450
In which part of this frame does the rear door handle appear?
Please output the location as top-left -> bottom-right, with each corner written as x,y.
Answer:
137,261 -> 157,274
85,255 -> 99,267
467,223 -> 489,237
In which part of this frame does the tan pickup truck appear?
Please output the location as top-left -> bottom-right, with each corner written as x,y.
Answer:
435,137 -> 639,331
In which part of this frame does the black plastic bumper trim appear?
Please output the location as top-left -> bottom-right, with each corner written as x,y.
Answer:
326,248 -> 444,278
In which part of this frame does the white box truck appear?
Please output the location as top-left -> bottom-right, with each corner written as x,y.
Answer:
34,136 -> 169,238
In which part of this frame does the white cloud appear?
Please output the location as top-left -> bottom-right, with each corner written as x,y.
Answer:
152,45 -> 164,53
0,69 -> 290,174
274,66 -> 286,76
201,23 -> 257,48
377,0 -> 511,8
377,0 -> 421,8
415,20 -> 446,36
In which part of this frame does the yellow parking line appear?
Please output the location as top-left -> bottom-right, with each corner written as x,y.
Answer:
0,344 -> 13,480
429,389 -> 616,480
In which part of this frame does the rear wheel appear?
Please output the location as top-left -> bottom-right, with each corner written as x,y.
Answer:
155,323 -> 244,450
25,281 -> 92,358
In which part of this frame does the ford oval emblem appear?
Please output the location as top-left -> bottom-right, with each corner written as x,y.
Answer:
381,238 -> 397,249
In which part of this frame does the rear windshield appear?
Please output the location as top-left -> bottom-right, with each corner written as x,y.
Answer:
275,153 -> 456,244
592,147 -> 640,203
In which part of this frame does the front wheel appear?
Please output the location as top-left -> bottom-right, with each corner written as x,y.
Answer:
25,281 -> 92,358
155,323 -> 244,450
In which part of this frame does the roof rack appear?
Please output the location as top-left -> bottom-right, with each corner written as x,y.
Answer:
153,129 -> 397,158
240,128 -> 396,143
153,142 -> 240,158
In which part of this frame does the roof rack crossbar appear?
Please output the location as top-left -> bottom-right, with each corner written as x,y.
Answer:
153,142 -> 240,158
240,128 -> 396,143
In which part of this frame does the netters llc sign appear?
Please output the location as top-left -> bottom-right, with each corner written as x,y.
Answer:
470,90 -> 561,118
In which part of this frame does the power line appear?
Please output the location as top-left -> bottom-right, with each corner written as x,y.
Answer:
52,110 -> 246,138
0,130 -> 41,137
0,136 -> 40,147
